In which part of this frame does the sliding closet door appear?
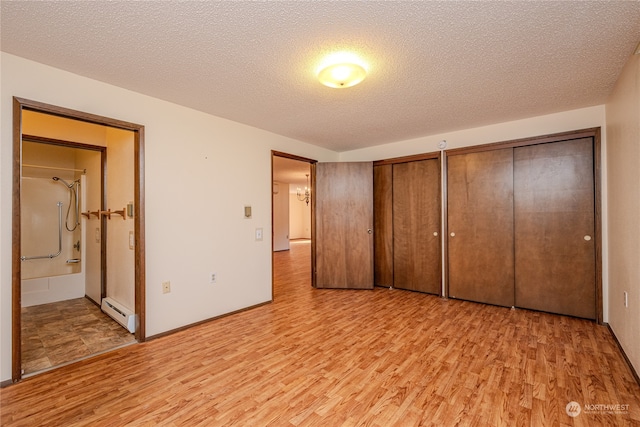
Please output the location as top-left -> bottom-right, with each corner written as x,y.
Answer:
514,138 -> 596,319
374,164 -> 393,287
447,149 -> 514,307
393,159 -> 441,294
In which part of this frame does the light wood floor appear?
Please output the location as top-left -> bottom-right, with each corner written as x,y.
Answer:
2,241 -> 639,426
21,297 -> 136,375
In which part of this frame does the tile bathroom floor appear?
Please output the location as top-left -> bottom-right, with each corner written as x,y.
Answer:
21,297 -> 136,375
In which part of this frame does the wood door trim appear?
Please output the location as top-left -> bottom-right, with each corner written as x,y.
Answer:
593,129 -> 603,324
12,97 -> 146,383
22,134 -> 105,151
310,162 -> 317,288
271,151 -> 318,164
16,97 -> 143,131
11,99 -> 21,382
373,151 -> 440,166
442,152 -> 449,299
445,128 -> 600,157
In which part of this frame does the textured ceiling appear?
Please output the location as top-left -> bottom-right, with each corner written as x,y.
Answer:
1,1 -> 639,152
273,156 -> 311,189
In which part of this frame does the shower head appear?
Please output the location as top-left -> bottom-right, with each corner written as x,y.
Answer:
52,176 -> 74,188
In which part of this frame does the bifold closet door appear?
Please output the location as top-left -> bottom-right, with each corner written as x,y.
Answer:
447,149 -> 515,307
373,164 -> 393,287
514,138 -> 596,319
315,162 -> 374,289
392,159 -> 441,294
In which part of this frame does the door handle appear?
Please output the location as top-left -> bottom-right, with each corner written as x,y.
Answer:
367,229 -> 373,234
584,235 -> 592,241
450,232 -> 455,237
433,232 -> 438,237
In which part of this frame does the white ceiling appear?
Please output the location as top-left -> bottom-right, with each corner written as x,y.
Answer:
1,1 -> 639,155
272,156 -> 311,189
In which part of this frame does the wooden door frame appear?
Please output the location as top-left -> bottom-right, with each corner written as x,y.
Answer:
12,97 -> 146,382
442,127 -> 602,323
270,151 -> 317,295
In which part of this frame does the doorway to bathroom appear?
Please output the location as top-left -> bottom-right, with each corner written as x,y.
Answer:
12,98 -> 146,382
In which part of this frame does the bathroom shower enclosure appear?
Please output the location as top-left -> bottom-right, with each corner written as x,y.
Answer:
12,97 -> 146,382
20,169 -> 86,306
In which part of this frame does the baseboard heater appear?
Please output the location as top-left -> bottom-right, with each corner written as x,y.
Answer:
101,297 -> 136,333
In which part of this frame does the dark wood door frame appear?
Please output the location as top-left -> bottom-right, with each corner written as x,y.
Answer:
271,151 -> 317,294
12,97 -> 146,382
442,127 -> 602,323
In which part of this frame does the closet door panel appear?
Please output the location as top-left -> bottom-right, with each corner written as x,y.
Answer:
315,162 -> 374,289
514,138 -> 596,319
374,164 -> 393,287
447,149 -> 514,307
393,159 -> 441,294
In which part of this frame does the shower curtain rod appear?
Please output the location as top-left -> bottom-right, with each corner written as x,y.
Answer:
22,164 -> 86,174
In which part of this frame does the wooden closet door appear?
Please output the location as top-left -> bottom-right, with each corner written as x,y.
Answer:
315,162 -> 374,289
393,159 -> 441,294
514,138 -> 596,319
374,164 -> 393,287
447,149 -> 515,307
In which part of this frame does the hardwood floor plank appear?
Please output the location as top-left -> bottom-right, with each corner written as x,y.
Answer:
2,241 -> 640,426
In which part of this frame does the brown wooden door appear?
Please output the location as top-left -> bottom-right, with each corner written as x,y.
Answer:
393,159 -> 441,294
447,149 -> 515,307
373,164 -> 393,287
315,162 -> 374,289
514,138 -> 596,319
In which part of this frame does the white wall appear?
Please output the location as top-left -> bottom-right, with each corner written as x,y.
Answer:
605,53 -> 640,375
76,150 -> 103,304
0,52 -> 339,382
105,127 -> 135,312
289,187 -> 311,240
272,181 -> 289,251
340,106 -> 606,162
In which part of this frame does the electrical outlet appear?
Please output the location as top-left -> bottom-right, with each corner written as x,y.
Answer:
162,281 -> 171,294
624,291 -> 628,308
210,272 -> 217,284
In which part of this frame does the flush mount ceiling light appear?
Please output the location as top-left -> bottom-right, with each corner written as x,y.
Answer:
316,52 -> 368,88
